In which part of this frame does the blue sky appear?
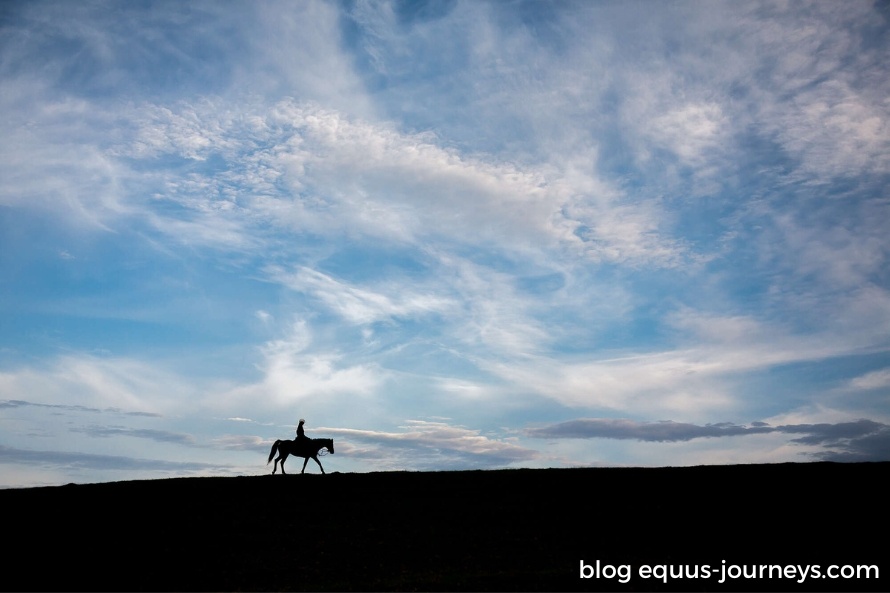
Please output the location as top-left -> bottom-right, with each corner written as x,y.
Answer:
2,0 -> 889,488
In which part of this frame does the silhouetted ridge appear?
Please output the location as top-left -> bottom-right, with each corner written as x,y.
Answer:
3,463 -> 886,592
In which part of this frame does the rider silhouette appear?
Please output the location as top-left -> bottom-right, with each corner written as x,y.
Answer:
296,418 -> 309,446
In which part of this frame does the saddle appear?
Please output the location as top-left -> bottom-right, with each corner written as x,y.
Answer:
294,436 -> 311,455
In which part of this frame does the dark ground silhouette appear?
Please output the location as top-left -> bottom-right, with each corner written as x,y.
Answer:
2,462 -> 886,592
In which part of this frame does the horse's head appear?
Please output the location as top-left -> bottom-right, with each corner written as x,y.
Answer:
325,439 -> 335,454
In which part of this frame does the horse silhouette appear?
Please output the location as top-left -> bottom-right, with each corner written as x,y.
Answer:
267,437 -> 334,474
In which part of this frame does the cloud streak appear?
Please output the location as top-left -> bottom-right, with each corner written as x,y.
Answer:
0,445 -> 226,473
321,420 -> 538,470
527,418 -> 890,462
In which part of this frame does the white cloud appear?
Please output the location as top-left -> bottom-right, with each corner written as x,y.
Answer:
480,351 -> 737,417
320,419 -> 538,469
216,320 -> 388,413
648,102 -> 729,166
786,86 -> 889,180
731,3 -> 890,182
247,0 -> 376,117
271,266 -> 456,325
0,99 -> 131,230
478,306 -> 886,418
0,355 -> 197,415
851,369 -> 890,391
100,97 -> 687,268
771,205 -> 890,292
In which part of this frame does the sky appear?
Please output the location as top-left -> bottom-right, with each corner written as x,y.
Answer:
1,0 -> 889,488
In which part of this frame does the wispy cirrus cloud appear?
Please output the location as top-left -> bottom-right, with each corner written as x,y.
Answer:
30,95 -> 679,270
850,369 -> 890,391
270,265 -> 456,325
0,399 -> 160,417
0,356 -> 199,415
74,425 -> 196,446
320,420 -> 538,470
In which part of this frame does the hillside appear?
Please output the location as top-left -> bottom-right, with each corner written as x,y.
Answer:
3,463 -> 886,591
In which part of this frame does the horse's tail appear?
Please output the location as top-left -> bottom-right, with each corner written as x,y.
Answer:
267,440 -> 280,464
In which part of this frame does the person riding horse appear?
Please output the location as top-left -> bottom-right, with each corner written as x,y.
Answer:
269,418 -> 331,473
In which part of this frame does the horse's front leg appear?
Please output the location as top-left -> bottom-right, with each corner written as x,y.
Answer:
313,455 -> 325,474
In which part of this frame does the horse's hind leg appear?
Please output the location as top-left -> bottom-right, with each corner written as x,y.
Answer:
273,453 -> 288,475
301,457 -> 309,474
